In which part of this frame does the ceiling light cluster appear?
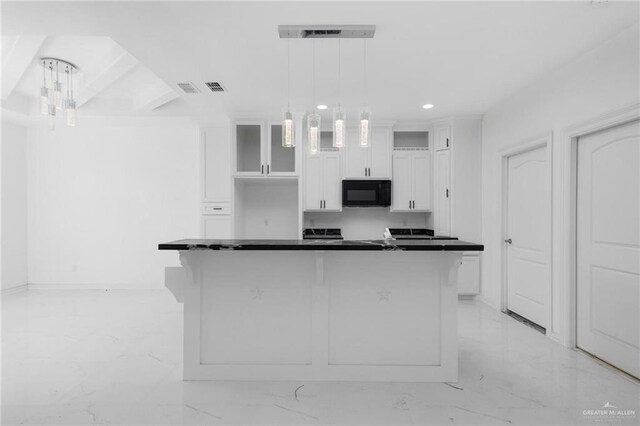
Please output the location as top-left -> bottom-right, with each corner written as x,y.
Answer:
40,58 -> 78,130
280,25 -> 374,153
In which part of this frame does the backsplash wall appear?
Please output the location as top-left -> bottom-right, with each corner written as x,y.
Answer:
304,209 -> 432,240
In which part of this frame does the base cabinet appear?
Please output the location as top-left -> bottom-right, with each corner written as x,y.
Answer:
457,253 -> 480,296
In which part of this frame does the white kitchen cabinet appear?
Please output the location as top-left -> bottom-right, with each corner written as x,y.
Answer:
344,128 -> 391,179
392,150 -> 431,212
434,124 -> 451,151
457,253 -> 480,296
234,122 -> 297,177
202,216 -> 232,239
435,149 -> 451,236
202,126 -> 232,239
305,151 -> 341,211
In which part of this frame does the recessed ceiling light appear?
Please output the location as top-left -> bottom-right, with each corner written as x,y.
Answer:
317,104 -> 328,110
422,104 -> 435,110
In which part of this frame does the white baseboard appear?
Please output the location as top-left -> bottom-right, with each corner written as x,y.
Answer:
1,284 -> 29,296
3,283 -> 164,293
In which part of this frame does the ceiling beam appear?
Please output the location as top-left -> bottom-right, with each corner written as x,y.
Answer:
75,50 -> 138,107
1,36 -> 47,100
134,87 -> 179,112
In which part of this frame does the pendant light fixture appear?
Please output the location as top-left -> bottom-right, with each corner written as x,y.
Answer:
65,67 -> 77,127
333,39 -> 346,148
308,39 -> 320,155
39,58 -> 78,129
40,60 -> 49,115
359,39 -> 371,148
282,38 -> 295,147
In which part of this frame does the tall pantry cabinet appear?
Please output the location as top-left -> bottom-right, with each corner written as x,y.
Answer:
433,117 -> 483,296
201,125 -> 232,239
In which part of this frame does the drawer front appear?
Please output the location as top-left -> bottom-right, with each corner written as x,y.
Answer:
202,202 -> 231,215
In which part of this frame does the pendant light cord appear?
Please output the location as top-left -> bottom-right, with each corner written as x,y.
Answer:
363,39 -> 367,106
338,38 -> 341,107
312,39 -> 316,107
287,37 -> 290,110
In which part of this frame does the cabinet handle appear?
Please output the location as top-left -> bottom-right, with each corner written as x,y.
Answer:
446,138 -> 449,147
320,200 -> 322,209
409,200 -> 411,209
261,165 -> 264,174
446,189 -> 449,198
267,165 -> 270,174
323,200 -> 326,208
412,200 -> 415,209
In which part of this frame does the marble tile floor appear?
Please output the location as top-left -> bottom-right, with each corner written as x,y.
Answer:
2,289 -> 638,425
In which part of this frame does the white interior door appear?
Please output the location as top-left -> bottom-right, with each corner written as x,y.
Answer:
435,150 -> 451,236
577,120 -> 640,378
506,146 -> 549,328
413,151 -> 431,211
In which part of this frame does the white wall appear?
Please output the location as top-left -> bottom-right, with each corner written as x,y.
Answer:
481,24 -> 640,338
1,119 -> 28,291
27,117 -> 200,288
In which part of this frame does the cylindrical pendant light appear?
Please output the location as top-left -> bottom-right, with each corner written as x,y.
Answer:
282,38 -> 295,147
359,39 -> 371,147
48,63 -> 56,117
40,61 -> 49,115
53,61 -> 63,110
333,39 -> 346,148
66,66 -> 76,127
308,39 -> 320,155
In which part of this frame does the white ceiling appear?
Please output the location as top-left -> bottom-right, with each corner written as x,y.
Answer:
2,1 -> 639,123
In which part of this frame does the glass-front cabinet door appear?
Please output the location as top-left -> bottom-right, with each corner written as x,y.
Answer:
235,123 -> 263,175
235,122 -> 297,177
268,123 -> 296,175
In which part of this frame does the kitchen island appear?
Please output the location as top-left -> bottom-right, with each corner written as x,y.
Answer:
160,239 -> 483,382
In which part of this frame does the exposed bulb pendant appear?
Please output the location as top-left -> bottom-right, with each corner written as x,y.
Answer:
359,39 -> 371,148
308,39 -> 320,155
282,38 -> 295,147
40,61 -> 49,115
333,39 -> 346,148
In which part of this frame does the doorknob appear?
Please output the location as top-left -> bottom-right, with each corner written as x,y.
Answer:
504,238 -> 512,244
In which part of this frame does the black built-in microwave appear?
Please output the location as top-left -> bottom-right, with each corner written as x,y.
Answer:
342,180 -> 391,207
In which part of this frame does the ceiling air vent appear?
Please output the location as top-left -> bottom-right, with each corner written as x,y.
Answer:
205,82 -> 225,93
176,82 -> 200,94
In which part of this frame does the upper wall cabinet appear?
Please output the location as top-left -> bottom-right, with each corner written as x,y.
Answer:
434,124 -> 451,151
344,127 -> 392,179
203,126 -> 231,202
234,122 -> 298,177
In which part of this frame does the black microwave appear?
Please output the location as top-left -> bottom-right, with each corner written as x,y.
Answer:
342,180 -> 391,207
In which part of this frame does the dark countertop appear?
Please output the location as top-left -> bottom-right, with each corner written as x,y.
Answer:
158,239 -> 484,251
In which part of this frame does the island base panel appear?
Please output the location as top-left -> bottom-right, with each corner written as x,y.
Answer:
168,250 -> 460,382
